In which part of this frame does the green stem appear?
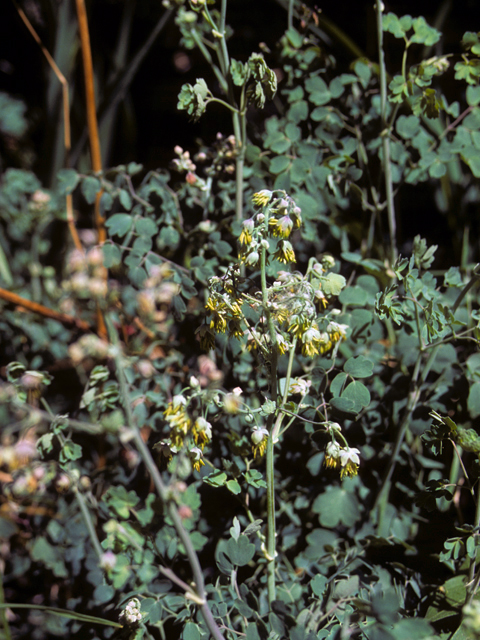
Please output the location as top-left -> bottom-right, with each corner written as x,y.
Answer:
106,317 -> 225,640
260,208 -> 278,606
466,481 -> 480,604
74,487 -> 104,559
374,347 -> 438,533
0,603 -> 122,628
287,0 -> 294,30
0,570 -> 12,640
375,0 -> 397,264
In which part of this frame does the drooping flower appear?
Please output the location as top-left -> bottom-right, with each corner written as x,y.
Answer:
324,441 -> 342,469
252,190 -> 273,207
269,215 -> 293,238
192,417 -> 212,450
251,427 -> 269,458
339,447 -> 360,479
196,324 -> 216,351
239,218 -> 255,246
189,446 -> 205,472
301,325 -> 322,357
273,239 -> 296,264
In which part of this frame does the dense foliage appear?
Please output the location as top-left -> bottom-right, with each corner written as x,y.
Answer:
2,2 -> 480,640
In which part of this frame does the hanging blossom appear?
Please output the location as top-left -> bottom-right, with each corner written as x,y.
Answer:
324,441 -> 360,479
251,426 -> 269,458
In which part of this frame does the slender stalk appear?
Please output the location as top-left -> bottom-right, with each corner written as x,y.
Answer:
0,569 -> 12,640
466,486 -> 480,604
374,347 -> 438,533
287,0 -> 294,30
73,487 -> 103,559
259,208 -> 278,605
106,318 -> 225,640
375,0 -> 397,264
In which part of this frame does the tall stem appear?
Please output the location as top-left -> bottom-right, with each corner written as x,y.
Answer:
260,209 -> 278,605
375,0 -> 397,265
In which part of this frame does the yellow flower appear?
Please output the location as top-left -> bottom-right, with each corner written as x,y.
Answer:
192,417 -> 212,450
252,190 -> 273,207
196,324 -> 216,351
239,218 -> 255,246
251,427 -> 269,458
269,215 -> 293,238
205,297 -> 228,333
339,447 -> 360,479
324,441 -> 341,469
273,239 -> 296,264
189,446 -> 205,472
228,318 -> 244,339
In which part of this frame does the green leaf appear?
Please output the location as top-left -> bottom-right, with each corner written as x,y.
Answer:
226,535 -> 255,566
118,189 -> 132,210
177,78 -> 211,121
338,285 -> 368,306
318,272 -> 346,296
285,27 -> 303,49
344,355 -> 374,378
311,574 -> 328,597
246,53 -> 277,108
341,380 -> 371,411
330,372 -> 348,397
102,485 -> 140,518
57,168 -> 79,195
312,486 -> 360,527
230,59 -> 250,86
330,397 -> 356,414
203,470 -> 227,487
468,382 -> 480,418
60,439 -> 82,462
270,156 -> 291,174
81,176 -> 101,204
305,76 -> 331,106
102,243 -> 121,268
183,622 -> 201,640
226,479 -> 241,495
383,13 -> 410,38
105,213 -> 132,238
396,114 -> 421,139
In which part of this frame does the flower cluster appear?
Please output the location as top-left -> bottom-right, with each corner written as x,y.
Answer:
119,598 -> 143,625
324,441 -> 361,479
163,392 -> 213,471
238,190 -> 302,266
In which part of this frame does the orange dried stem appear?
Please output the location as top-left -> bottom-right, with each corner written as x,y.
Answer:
0,287 -> 91,332
75,0 -> 105,242
14,3 -> 83,253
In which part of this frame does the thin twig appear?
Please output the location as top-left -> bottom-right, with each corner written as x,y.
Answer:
0,287 -> 91,332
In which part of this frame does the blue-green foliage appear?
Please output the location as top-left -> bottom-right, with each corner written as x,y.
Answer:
2,5 -> 480,640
